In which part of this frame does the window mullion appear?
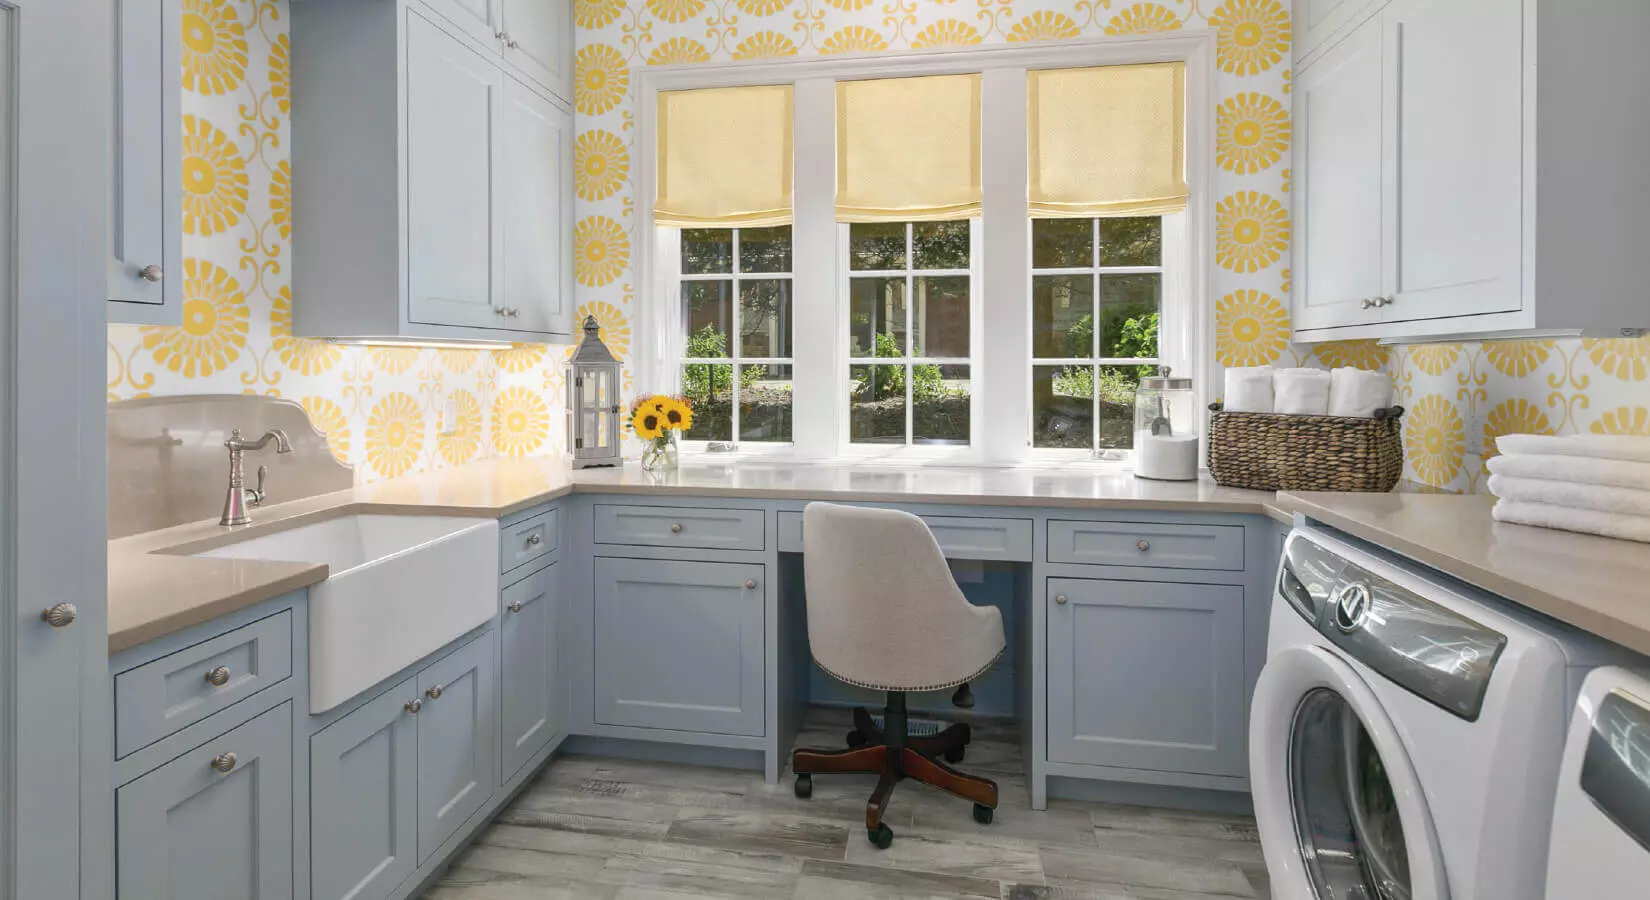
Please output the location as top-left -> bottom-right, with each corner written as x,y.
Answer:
905,225 -> 914,446
730,230 -> 741,442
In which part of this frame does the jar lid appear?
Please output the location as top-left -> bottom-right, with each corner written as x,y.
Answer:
1140,365 -> 1192,390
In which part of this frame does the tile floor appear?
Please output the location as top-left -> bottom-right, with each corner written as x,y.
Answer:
423,708 -> 1271,899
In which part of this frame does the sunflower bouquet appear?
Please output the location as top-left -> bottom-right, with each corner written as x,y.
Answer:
629,394 -> 693,472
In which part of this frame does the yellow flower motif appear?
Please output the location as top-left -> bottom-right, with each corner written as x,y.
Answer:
1104,3 -> 1183,35
1483,398 -> 1553,460
300,397 -> 351,465
369,345 -> 419,375
271,286 -> 340,375
1215,191 -> 1290,273
438,348 -> 481,372
271,159 -> 292,242
494,343 -> 549,373
493,388 -> 550,456
1405,394 -> 1465,488
1008,11 -> 1081,42
1483,340 -> 1553,378
911,19 -> 982,49
141,259 -> 249,377
822,25 -> 889,55
648,37 -> 711,65
575,44 -> 629,116
734,0 -> 788,15
1591,407 -> 1650,436
575,130 -> 629,202
269,35 -> 291,116
1209,0 -> 1291,76
575,0 -> 626,29
366,393 -> 425,478
732,31 -> 799,59
1583,337 -> 1650,382
439,390 -> 483,465
824,0 -> 874,8
575,300 -> 632,360
1408,344 -> 1462,377
575,216 -> 630,287
180,115 -> 248,237
1215,289 -> 1290,368
1313,340 -> 1388,372
180,0 -> 248,95
645,0 -> 705,23
1217,93 -> 1290,174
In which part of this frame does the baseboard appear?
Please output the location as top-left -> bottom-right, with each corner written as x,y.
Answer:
558,734 -> 766,772
1047,775 -> 1254,816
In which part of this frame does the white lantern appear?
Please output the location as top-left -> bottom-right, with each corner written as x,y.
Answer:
565,316 -> 623,468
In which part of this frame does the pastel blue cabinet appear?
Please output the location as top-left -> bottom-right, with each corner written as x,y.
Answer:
116,702 -> 295,900
1046,577 -> 1247,777
501,562 -> 559,782
416,632 -> 497,861
594,557 -> 766,736
310,679 -> 418,900
107,0 -> 181,323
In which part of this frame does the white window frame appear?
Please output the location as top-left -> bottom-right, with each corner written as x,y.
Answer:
636,34 -> 1214,465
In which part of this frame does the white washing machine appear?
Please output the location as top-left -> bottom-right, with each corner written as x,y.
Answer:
1251,526 -> 1637,900
1546,666 -> 1650,897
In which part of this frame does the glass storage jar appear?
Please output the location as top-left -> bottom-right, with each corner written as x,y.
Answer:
1133,366 -> 1201,481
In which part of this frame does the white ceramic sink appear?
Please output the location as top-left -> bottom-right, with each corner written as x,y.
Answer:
196,514 -> 499,713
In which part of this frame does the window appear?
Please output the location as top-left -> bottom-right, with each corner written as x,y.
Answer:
678,226 -> 794,444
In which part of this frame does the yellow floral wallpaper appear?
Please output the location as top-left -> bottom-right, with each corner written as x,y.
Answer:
106,0 -> 575,483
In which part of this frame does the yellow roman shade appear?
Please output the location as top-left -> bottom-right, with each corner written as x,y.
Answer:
655,84 -> 794,228
836,74 -> 981,222
1028,63 -> 1186,218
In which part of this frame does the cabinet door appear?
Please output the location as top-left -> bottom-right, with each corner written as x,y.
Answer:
1382,0 -> 1523,323
405,10 -> 505,331
594,558 -> 766,736
500,78 -> 573,336
310,678 -> 418,900
501,562 -> 559,782
1295,0 -> 1381,61
420,0 -> 500,50
1047,579 -> 1246,777
1292,17 -> 1384,333
117,703 -> 294,900
107,0 -> 180,320
417,633 -> 497,862
500,0 -> 571,101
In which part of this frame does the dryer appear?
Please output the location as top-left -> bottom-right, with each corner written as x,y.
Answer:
1546,666 -> 1650,897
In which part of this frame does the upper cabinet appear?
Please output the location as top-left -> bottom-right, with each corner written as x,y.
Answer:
108,0 -> 182,325
1291,0 -> 1650,342
291,0 -> 573,344
422,0 -> 573,101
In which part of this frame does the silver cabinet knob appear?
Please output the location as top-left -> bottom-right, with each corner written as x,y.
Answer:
210,752 -> 237,773
40,603 -> 77,628
138,264 -> 163,283
425,684 -> 443,700
1378,296 -> 1394,307
670,523 -> 683,533
405,698 -> 423,715
493,306 -> 506,316
525,532 -> 542,547
1136,539 -> 1151,552
507,600 -> 524,613
744,579 -> 758,590
1359,298 -> 1374,310
205,666 -> 232,687
505,37 -> 521,49
505,308 -> 520,318
1054,594 -> 1068,605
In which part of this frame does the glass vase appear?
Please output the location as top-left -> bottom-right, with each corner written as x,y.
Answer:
640,431 -> 679,473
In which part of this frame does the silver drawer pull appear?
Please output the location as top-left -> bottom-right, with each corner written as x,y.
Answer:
1136,539 -> 1151,552
210,752 -> 237,773
139,264 -> 163,283
670,523 -> 683,534
405,698 -> 423,715
525,532 -> 542,547
1054,594 -> 1068,605
425,684 -> 444,700
744,579 -> 758,590
507,600 -> 524,613
40,603 -> 77,628
205,666 -> 232,687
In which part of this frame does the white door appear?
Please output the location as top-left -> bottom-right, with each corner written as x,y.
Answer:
500,0 -> 572,101
1294,0 -> 1380,62
1382,0 -> 1523,324
1291,16 -> 1384,333
2,0 -> 112,897
500,78 -> 572,336
406,9 -> 505,331
421,0 -> 500,52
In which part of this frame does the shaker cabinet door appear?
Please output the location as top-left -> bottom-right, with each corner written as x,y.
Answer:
416,633 -> 497,861
420,0 -> 500,50
500,77 -> 573,336
108,0 -> 180,321
310,679 -> 419,900
501,0 -> 572,101
501,562 -> 560,782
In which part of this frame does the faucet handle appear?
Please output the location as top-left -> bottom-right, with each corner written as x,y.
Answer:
248,465 -> 269,507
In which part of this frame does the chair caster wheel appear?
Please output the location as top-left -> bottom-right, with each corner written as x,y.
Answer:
944,746 -> 966,764
973,804 -> 994,825
846,729 -> 868,748
794,774 -> 812,799
867,823 -> 894,849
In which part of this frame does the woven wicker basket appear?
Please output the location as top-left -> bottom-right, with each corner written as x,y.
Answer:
1206,402 -> 1405,492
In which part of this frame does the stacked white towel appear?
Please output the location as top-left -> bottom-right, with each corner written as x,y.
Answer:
1328,368 -> 1392,419
1221,366 -> 1394,417
1223,366 -> 1274,413
1273,368 -> 1332,416
1486,434 -> 1650,544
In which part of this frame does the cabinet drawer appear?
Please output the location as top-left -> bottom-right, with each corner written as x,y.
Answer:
501,508 -> 559,573
777,511 -> 1032,561
114,610 -> 294,759
1047,521 -> 1245,571
594,504 -> 765,551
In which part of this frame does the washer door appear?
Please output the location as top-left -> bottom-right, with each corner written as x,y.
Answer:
1251,646 -> 1449,900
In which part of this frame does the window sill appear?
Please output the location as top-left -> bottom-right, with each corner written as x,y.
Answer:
676,446 -> 1146,473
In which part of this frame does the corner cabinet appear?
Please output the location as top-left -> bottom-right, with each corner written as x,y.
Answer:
107,0 -> 182,325
1291,0 -> 1650,341
291,0 -> 573,344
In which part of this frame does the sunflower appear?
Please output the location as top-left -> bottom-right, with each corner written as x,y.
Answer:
645,0 -> 705,23
141,258 -> 249,377
648,37 -> 712,65
1483,340 -> 1552,378
1313,340 -> 1388,372
269,35 -> 291,116
1591,407 -> 1650,436
661,396 -> 694,431
575,44 -> 629,116
180,114 -> 248,237
1407,344 -> 1462,377
1404,394 -> 1465,488
734,0 -> 788,15
821,26 -> 889,55
1104,3 -> 1183,35
574,301 -> 632,359
366,392 -> 424,478
1482,399 -> 1553,460
911,19 -> 982,49
180,0 -> 248,95
631,402 -> 664,441
1208,0 -> 1291,76
439,390 -> 483,465
1215,289 -> 1289,368
271,286 -> 341,375
1583,337 -> 1650,382
1217,93 -> 1290,175
493,388 -> 550,455
732,31 -> 799,60
575,0 -> 626,29
493,342 -> 549,373
270,159 -> 292,241
1215,191 -> 1290,273
574,216 -> 630,287
300,396 -> 351,465
574,130 -> 629,202
1008,11 -> 1081,42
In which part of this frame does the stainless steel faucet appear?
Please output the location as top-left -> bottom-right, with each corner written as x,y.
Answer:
221,428 -> 292,526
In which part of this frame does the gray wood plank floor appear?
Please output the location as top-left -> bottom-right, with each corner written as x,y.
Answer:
423,708 -> 1271,900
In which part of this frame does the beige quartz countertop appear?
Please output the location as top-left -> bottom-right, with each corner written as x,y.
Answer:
108,457 -> 1285,654
1276,491 -> 1650,657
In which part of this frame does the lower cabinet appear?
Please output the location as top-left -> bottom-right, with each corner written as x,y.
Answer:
593,557 -> 765,736
415,631 -> 496,862
1046,577 -> 1246,777
117,702 -> 295,900
501,561 -> 559,782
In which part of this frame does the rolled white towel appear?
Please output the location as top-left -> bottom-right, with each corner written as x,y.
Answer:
1327,367 -> 1392,418
1273,368 -> 1331,416
1486,474 -> 1650,518
1486,453 -> 1650,492
1496,433 -> 1650,465
1223,366 -> 1274,413
1492,499 -> 1650,544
